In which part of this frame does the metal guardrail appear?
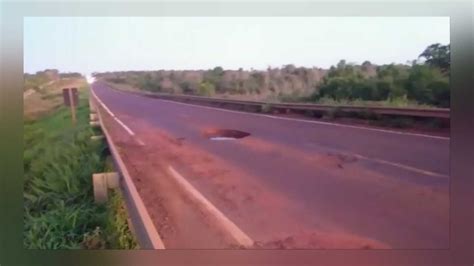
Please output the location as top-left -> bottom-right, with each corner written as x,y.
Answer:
113,86 -> 450,119
90,90 -> 165,249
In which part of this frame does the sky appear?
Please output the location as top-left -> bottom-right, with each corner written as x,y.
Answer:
24,17 -> 450,74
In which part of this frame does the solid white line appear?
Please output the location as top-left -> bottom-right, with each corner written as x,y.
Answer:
168,166 -> 254,248
352,152 -> 448,178
152,98 -> 449,141
114,117 -> 135,136
95,102 -> 165,249
91,88 -> 136,136
92,91 -> 114,117
313,144 -> 448,178
136,138 -> 146,146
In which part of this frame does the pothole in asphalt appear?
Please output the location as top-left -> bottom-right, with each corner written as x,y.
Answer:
203,129 -> 251,141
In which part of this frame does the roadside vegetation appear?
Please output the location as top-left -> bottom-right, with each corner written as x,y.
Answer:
23,74 -> 137,249
96,43 -> 450,109
23,70 -> 91,121
24,69 -> 83,91
312,46 -> 450,108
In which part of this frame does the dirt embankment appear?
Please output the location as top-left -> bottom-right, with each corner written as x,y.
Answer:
24,78 -> 87,120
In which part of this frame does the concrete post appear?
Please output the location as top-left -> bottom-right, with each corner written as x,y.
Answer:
92,172 -> 120,203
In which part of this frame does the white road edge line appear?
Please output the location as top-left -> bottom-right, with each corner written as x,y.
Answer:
91,88 -> 136,136
352,153 -> 448,178
315,145 -> 448,178
92,91 -> 165,249
151,97 -> 449,141
136,138 -> 146,146
168,166 -> 254,248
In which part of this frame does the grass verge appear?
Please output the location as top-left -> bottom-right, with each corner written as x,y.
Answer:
23,86 -> 137,249
312,96 -> 436,109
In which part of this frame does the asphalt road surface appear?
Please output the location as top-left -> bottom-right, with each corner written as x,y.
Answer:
92,82 -> 449,249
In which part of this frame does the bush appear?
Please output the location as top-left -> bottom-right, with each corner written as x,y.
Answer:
313,50 -> 449,108
428,80 -> 450,108
198,81 -> 215,96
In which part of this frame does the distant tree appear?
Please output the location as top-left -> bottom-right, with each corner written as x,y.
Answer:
250,72 -> 265,86
60,72 -> 83,79
374,80 -> 395,100
283,64 -> 296,74
361,61 -> 372,72
428,80 -> 450,107
138,73 -> 161,92
203,66 -> 225,89
336,60 -> 346,70
405,64 -> 449,106
169,71 -> 176,82
212,66 -> 224,76
179,81 -> 194,94
245,76 -> 261,94
198,81 -> 215,96
418,43 -> 450,74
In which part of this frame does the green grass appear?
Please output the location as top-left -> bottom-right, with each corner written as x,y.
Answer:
313,96 -> 435,109
24,87 -> 137,249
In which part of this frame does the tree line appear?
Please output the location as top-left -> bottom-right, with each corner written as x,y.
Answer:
315,43 -> 450,107
96,43 -> 450,108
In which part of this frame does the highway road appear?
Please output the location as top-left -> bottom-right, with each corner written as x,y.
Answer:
92,81 -> 449,249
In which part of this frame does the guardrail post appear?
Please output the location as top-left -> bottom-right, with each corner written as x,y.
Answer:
90,113 -> 98,121
89,96 -> 96,113
90,135 -> 104,141
90,121 -> 100,127
93,172 -> 120,204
